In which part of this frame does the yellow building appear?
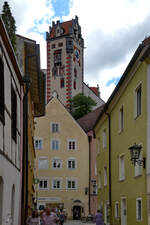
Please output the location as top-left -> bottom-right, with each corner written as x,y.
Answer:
34,95 -> 89,219
95,37 -> 150,225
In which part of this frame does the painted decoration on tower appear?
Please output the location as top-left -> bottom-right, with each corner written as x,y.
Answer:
73,46 -> 80,66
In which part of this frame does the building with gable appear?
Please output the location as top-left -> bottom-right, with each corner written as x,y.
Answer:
77,105 -> 104,216
0,17 -> 23,225
34,95 -> 89,219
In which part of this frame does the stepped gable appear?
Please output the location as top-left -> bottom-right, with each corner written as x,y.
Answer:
50,20 -> 73,39
77,104 -> 105,133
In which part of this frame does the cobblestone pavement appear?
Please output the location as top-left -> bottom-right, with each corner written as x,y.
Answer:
64,220 -> 96,225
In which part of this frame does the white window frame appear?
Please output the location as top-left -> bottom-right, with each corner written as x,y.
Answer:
67,158 -> 76,169
115,201 -> 119,219
52,158 -> 62,169
38,177 -> 49,190
66,177 -> 77,190
104,166 -> 107,186
103,129 -> 107,149
136,198 -> 142,221
52,177 -> 62,190
119,106 -> 124,133
34,137 -> 43,150
67,139 -> 77,150
119,154 -> 125,181
51,139 -> 60,150
134,83 -> 142,119
135,150 -> 143,177
51,122 -> 59,133
38,157 -> 48,169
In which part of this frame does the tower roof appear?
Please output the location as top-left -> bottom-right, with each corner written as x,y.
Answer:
50,20 -> 73,39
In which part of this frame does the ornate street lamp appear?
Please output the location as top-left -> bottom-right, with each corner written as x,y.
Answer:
128,143 -> 146,168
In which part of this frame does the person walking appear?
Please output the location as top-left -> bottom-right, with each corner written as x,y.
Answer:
58,209 -> 65,225
26,210 -> 40,225
43,208 -> 59,225
95,210 -> 104,225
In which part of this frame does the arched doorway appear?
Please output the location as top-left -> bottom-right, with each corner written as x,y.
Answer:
0,177 -> 3,224
73,206 -> 81,220
11,185 -> 15,225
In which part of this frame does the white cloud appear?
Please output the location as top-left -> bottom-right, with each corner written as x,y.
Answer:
1,0 -> 150,101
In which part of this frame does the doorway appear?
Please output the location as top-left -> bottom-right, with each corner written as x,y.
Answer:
73,206 -> 81,220
121,198 -> 127,225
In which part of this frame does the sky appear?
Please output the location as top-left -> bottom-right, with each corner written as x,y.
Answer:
1,0 -> 150,101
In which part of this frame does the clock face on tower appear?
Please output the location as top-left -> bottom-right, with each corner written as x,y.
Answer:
74,48 -> 80,61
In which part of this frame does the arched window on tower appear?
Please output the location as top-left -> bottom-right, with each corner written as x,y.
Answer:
60,78 -> 65,88
74,68 -> 77,78
74,80 -> 76,90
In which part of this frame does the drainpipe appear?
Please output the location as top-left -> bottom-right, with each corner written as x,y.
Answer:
104,109 -> 112,224
22,75 -> 31,225
88,135 -> 92,215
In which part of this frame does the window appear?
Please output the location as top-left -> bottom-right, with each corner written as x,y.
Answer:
135,84 -> 142,118
119,106 -> 124,132
39,178 -> 48,190
74,80 -> 76,89
115,202 -> 119,219
52,178 -> 61,189
103,129 -> 107,149
51,123 -> 59,133
67,178 -> 77,189
54,49 -> 61,65
74,68 -> 77,78
34,138 -> 43,150
0,58 -> 4,122
58,42 -> 63,47
104,167 -> 107,186
38,157 -> 48,169
92,180 -> 97,194
135,156 -> 143,177
67,159 -> 76,169
60,78 -> 65,88
68,139 -> 76,150
136,198 -> 142,221
11,85 -> 17,142
51,139 -> 60,150
119,155 -> 125,181
52,159 -> 62,169
52,44 -> 55,49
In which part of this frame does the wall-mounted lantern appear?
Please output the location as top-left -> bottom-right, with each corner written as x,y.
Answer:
128,143 -> 146,168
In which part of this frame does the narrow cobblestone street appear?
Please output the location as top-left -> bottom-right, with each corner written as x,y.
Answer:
64,220 -> 96,225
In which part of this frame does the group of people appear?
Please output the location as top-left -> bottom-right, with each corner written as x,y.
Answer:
26,208 -> 66,225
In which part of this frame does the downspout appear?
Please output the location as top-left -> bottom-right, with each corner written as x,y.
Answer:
88,135 -> 92,215
104,110 -> 112,224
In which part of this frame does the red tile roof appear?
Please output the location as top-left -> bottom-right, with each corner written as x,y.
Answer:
50,20 -> 73,39
89,87 -> 99,97
77,105 -> 105,133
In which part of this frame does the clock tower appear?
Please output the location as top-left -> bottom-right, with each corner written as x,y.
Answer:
46,16 -> 84,107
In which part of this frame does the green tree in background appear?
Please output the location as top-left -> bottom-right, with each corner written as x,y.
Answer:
70,93 -> 96,120
2,1 -> 16,51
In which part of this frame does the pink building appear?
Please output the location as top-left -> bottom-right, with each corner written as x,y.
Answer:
77,105 -> 104,216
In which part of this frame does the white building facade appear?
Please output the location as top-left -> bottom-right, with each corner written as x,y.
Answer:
0,18 -> 23,225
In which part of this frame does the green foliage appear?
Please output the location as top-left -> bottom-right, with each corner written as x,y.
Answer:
2,1 -> 16,52
70,93 -> 96,120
